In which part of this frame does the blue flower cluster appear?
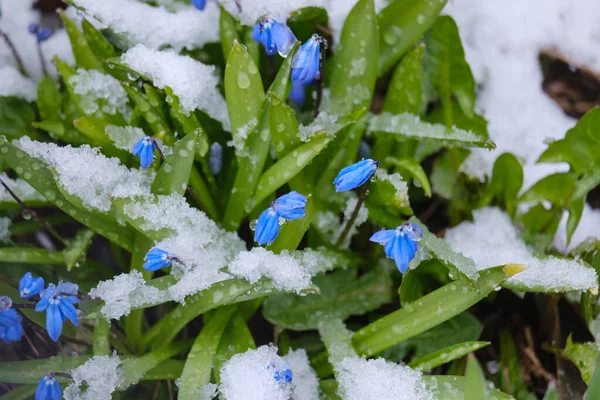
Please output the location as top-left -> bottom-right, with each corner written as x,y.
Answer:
254,191 -> 307,245
28,23 -> 53,42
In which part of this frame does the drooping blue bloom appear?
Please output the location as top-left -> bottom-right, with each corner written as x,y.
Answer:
35,283 -> 79,342
209,142 -> 223,175
0,308 -> 23,344
28,23 -> 53,42
143,247 -> 174,272
290,34 -> 325,105
370,223 -> 424,273
252,18 -> 298,58
35,374 -> 62,400
254,191 -> 307,245
132,136 -> 156,169
333,159 -> 379,192
19,272 -> 45,300
191,0 -> 206,10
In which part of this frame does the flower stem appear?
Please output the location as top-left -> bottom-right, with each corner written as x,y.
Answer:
12,303 -> 36,309
36,40 -> 48,76
0,30 -> 27,77
335,181 -> 369,247
0,177 -> 68,247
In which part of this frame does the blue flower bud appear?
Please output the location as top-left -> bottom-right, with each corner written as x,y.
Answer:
19,272 -> 45,300
192,0 -> 206,10
143,247 -> 174,272
209,142 -> 223,175
0,308 -> 23,344
333,159 -> 379,192
35,374 -> 62,400
252,18 -> 298,58
35,283 -> 79,342
370,223 -> 423,273
254,191 -> 307,245
132,137 -> 156,169
28,23 -> 53,42
290,34 -> 326,105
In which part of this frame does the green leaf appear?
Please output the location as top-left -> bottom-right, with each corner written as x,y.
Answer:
62,229 -> 94,270
564,335 -> 599,384
499,328 -> 537,400
0,97 -> 36,139
490,153 -> 523,216
36,75 -> 61,121
519,172 -> 576,208
0,355 -> 91,384
328,0 -> 378,115
151,131 -> 197,196
353,264 -> 525,356
269,97 -> 301,159
318,318 -> 357,366
377,0 -> 447,76
263,267 -> 392,331
424,375 -> 513,399
0,247 -> 64,264
370,112 -> 496,149
408,341 -> 490,371
464,356 -> 487,400
0,138 -> 135,251
123,85 -> 172,136
59,10 -> 102,71
0,384 -> 36,399
81,19 -> 117,63
179,307 -> 236,399
567,196 -> 585,245
383,44 -> 424,114
119,342 -> 191,388
385,157 -> 432,197
213,313 -> 256,381
219,6 -> 240,61
584,355 -> 600,400
269,196 -> 313,253
93,318 -> 111,356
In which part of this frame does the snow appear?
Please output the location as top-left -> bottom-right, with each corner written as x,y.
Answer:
89,270 -> 162,320
14,137 -> 154,213
0,173 -> 45,203
314,194 -> 368,248
335,357 -> 433,400
219,345 -> 294,400
298,112 -> 341,142
227,118 -> 258,157
445,207 -> 599,293
0,217 -> 11,242
554,204 -> 600,253
69,69 -> 130,117
121,44 -> 230,130
444,0 -> 600,189
0,66 -> 37,101
375,169 -> 409,208
64,355 -> 123,400
105,125 -> 146,151
282,349 -> 319,400
70,0 -> 220,51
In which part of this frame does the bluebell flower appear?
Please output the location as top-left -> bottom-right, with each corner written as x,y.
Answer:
333,159 -> 379,192
290,34 -> 326,105
0,308 -> 23,344
274,368 -> 293,383
19,272 -> 45,300
36,374 -> 62,400
209,142 -> 223,175
35,283 -> 79,342
252,18 -> 298,58
132,136 -> 156,169
370,223 -> 424,273
254,191 -> 307,245
191,0 -> 206,10
143,247 -> 174,272
28,23 -> 53,42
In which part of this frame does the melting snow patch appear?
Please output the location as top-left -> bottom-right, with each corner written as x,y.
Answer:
105,125 -> 146,152
445,207 -> 599,293
375,169 -> 409,207
0,173 -> 44,203
64,355 -> 123,400
71,0 -> 220,51
121,44 -> 230,130
298,112 -> 341,142
282,349 -> 319,400
219,345 -> 293,400
335,357 -> 433,400
554,204 -> 600,253
14,137 -> 154,213
69,69 -> 130,117
0,66 -> 37,101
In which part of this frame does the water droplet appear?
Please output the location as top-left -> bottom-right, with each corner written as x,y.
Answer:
15,167 -> 24,175
21,210 -> 32,220
249,219 -> 258,231
32,163 -> 40,170
127,72 -> 138,81
248,62 -> 258,75
276,123 -> 285,133
237,72 -> 250,89
178,149 -> 189,157
146,113 -> 156,123
383,26 -> 402,45
165,95 -> 173,104
0,146 -> 8,154
163,163 -> 173,173
278,217 -> 286,226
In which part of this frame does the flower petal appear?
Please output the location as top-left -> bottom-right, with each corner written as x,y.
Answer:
333,159 -> 378,192
274,191 -> 307,220
254,208 -> 280,245
46,304 -> 63,342
58,299 -> 79,326
289,81 -> 306,105
271,21 -> 298,57
369,229 -> 396,244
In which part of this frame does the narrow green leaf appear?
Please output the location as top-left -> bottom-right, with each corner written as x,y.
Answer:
318,318 -> 356,366
519,172 -> 576,208
123,85 -> 172,136
424,375 -> 513,400
0,384 -> 37,399
36,75 -> 61,121
567,197 -> 585,245
490,153 -> 523,216
151,131 -> 197,196
383,44 -> 424,114
269,97 -> 301,159
58,10 -> 102,71
499,328 -> 537,400
179,307 -> 236,399
564,335 -> 599,384
81,19 -> 117,63
263,267 -> 392,331
408,341 -> 490,371
62,229 -> 94,270
328,0 -> 379,115
464,355 -> 487,400
93,318 -> 111,356
219,6 -> 240,61
353,264 -> 525,356
0,247 -> 64,264
0,97 -> 37,139
0,356 -> 91,384
584,355 -> 600,400
120,342 -> 191,388
385,157 -> 432,197
377,0 -> 447,76
213,313 -> 256,381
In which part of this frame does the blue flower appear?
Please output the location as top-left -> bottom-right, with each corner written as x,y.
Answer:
254,191 -> 307,245
290,34 -> 326,105
209,142 -> 223,175
36,374 -> 62,400
252,18 -> 298,58
28,23 -> 53,42
35,283 -> 79,342
0,308 -> 23,344
132,137 -> 156,169
274,368 -> 293,383
143,247 -> 174,272
333,159 -> 379,192
191,0 -> 206,10
19,272 -> 45,300
370,223 -> 424,273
